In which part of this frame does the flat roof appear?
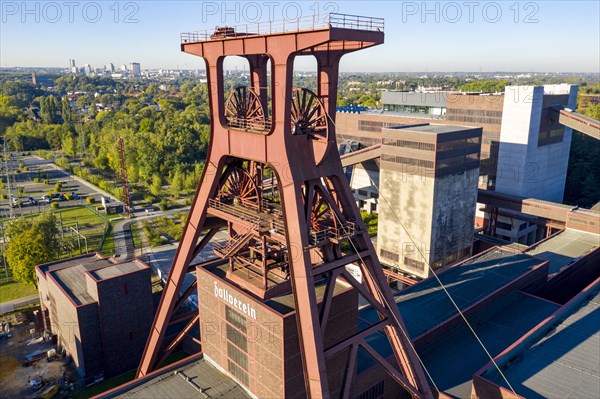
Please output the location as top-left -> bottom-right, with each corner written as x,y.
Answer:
111,356 -> 252,399
51,259 -> 114,305
90,260 -> 146,281
357,248 -> 546,372
360,248 -> 545,339
51,259 -> 146,306
526,228 -> 599,275
203,262 -> 351,315
381,91 -> 450,107
38,253 -> 107,275
419,292 -> 559,398
483,284 -> 600,399
393,124 -> 474,134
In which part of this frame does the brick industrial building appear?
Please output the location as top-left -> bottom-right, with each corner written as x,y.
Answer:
36,253 -> 153,383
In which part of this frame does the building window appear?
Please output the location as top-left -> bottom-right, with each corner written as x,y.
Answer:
227,359 -> 249,386
225,305 -> 249,387
382,138 -> 435,151
357,380 -> 384,399
404,257 -> 425,271
358,189 -> 368,196
370,192 -> 379,199
380,249 -> 399,262
226,305 -> 247,333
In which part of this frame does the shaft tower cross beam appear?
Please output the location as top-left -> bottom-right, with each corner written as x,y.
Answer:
138,13 -> 433,399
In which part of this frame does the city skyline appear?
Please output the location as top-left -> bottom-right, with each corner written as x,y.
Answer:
1,1 -> 599,73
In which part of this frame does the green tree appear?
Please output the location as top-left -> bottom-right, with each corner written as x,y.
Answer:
61,96 -> 72,126
170,170 -> 184,198
150,175 -> 162,196
5,213 -> 59,285
62,134 -> 76,157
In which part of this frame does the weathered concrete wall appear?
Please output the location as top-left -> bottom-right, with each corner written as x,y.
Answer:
430,168 -> 479,266
378,167 -> 435,279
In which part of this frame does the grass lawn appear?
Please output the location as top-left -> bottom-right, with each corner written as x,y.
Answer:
0,280 -> 37,302
130,223 -> 141,250
72,370 -> 135,399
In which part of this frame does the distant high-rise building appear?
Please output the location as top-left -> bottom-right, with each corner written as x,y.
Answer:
120,64 -> 128,72
129,62 -> 141,76
31,72 -> 37,86
84,64 -> 93,74
106,63 -> 115,72
70,58 -> 76,67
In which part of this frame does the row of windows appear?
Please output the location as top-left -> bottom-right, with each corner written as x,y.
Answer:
358,120 -> 395,133
226,304 -> 247,333
404,257 -> 425,271
446,108 -> 502,118
382,138 -> 435,151
446,115 -> 502,125
338,134 -> 380,147
436,153 -> 479,170
380,248 -> 399,262
381,154 -> 434,169
227,359 -> 249,386
225,305 -> 249,387
437,137 -> 480,151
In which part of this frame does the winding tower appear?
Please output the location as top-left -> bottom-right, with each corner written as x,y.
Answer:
138,13 -> 433,399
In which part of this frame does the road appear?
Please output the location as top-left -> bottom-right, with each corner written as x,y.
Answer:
0,294 -> 39,315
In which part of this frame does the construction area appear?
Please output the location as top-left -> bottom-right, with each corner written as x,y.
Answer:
4,12 -> 598,399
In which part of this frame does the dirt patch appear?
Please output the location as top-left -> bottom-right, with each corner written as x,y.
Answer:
0,312 -> 75,399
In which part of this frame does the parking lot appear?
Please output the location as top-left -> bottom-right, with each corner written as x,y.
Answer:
1,154 -> 117,218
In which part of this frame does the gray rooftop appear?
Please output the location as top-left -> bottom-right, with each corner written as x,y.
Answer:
381,91 -> 450,107
357,248 -> 546,373
386,123 -> 476,135
90,260 -> 146,281
112,357 -> 252,399
51,260 -> 145,306
525,228 -> 599,275
38,253 -> 108,275
51,259 -> 114,305
419,291 -> 559,398
483,285 -> 600,399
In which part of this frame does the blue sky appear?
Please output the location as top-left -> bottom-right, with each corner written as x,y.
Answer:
1,1 -> 598,72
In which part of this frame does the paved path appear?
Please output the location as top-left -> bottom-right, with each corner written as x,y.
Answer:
0,294 -> 39,315
112,207 -> 191,261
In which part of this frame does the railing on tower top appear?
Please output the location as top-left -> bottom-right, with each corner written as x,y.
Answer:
181,13 -> 384,43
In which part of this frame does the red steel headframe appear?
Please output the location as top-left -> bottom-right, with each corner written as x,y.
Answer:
137,14 -> 433,399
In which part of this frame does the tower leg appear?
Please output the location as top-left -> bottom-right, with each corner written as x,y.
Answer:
137,156 -> 225,377
280,179 -> 331,399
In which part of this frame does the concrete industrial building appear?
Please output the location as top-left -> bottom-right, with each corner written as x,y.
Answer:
377,124 -> 482,279
35,254 -> 154,383
338,84 -> 579,246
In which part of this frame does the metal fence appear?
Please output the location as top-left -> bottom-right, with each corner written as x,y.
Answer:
181,13 -> 384,43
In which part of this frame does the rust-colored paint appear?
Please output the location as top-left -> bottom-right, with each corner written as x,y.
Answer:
137,14 -> 433,399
